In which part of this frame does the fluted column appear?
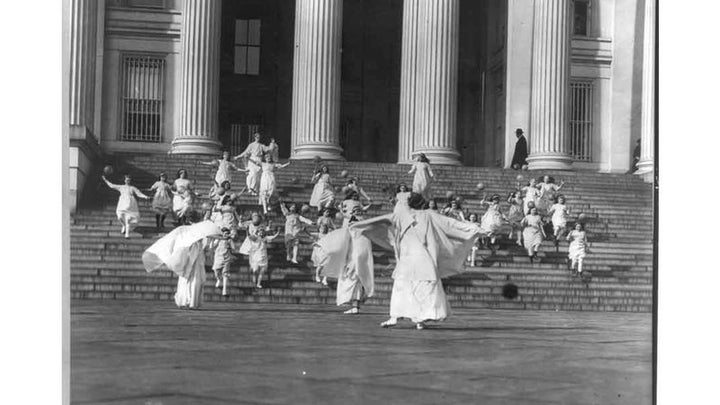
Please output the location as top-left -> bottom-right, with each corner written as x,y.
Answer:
171,0 -> 222,155
69,0 -> 98,133
414,0 -> 461,165
636,0 -> 655,177
397,0 -> 421,164
290,0 -> 344,160
527,0 -> 573,170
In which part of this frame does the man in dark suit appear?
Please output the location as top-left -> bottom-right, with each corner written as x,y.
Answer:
511,128 -> 528,169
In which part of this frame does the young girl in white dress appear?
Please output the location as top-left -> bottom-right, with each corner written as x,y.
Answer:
280,201 -> 314,263
506,192 -> 524,246
345,177 -> 372,205
547,194 -> 570,249
566,222 -> 588,275
209,227 -> 237,296
149,172 -> 173,230
249,227 -> 280,288
521,207 -> 546,263
311,223 -> 330,285
408,153 -> 435,199
316,207 -> 337,231
392,183 -> 411,214
102,174 -> 150,238
479,194 -> 507,248
467,213 -> 480,267
199,151 -> 245,188
537,175 -> 565,214
339,190 -> 371,228
309,165 -> 335,211
172,169 -> 195,225
259,154 -> 291,214
267,138 -> 280,163
519,178 -> 542,215
212,194 -> 240,230
238,212 -> 264,256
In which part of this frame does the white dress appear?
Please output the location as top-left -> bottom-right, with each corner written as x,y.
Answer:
238,222 -> 261,255
173,178 -> 193,217
142,221 -> 221,309
150,181 -> 173,215
538,183 -> 561,212
523,186 -> 541,214
309,173 -> 335,209
567,230 -> 587,261
239,142 -> 265,192
335,233 -> 373,306
411,162 -> 432,197
521,214 -> 544,254
108,184 -> 148,224
214,160 -> 233,186
248,237 -> 273,270
393,191 -> 411,215
479,202 -> 504,235
259,163 -> 277,203
341,199 -> 362,227
550,203 -> 570,229
507,202 -> 524,227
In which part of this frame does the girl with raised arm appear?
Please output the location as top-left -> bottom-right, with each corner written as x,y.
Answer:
519,178 -> 542,215
339,189 -> 371,228
547,194 -> 571,249
259,153 -> 291,215
149,172 -> 173,230
479,194 -> 507,248
233,132 -> 266,195
346,177 -> 372,205
537,175 -> 565,214
521,206 -> 546,263
441,198 -> 465,221
408,152 -> 435,199
249,227 -> 281,288
280,201 -> 314,264
208,227 -> 237,296
102,174 -> 150,239
309,165 -> 335,211
199,150 -> 245,187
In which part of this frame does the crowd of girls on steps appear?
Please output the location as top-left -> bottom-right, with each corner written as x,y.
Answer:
123,140 -> 592,319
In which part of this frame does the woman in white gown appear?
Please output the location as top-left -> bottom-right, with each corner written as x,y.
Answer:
537,175 -> 565,214
408,153 -> 435,199
142,221 -> 221,309
521,207 -> 546,263
102,174 -> 150,238
309,165 -> 335,210
199,151 -> 244,187
233,133 -> 267,195
172,169 -> 195,224
318,193 -> 482,329
259,154 -> 290,214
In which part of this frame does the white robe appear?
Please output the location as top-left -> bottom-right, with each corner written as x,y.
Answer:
142,221 -> 221,309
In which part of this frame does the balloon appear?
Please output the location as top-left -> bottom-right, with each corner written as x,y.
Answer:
103,165 -> 113,176
516,174 -> 524,182
300,204 -> 311,214
476,182 -> 485,191
445,190 -> 455,199
578,213 -> 587,222
340,170 -> 349,178
201,202 -> 211,211
521,164 -> 529,171
335,212 -> 344,221
455,196 -> 464,204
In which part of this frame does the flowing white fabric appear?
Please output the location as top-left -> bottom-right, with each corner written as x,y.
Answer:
215,160 -> 233,185
411,162 -> 432,197
142,221 -> 221,308
309,173 -> 335,209
259,163 -> 276,204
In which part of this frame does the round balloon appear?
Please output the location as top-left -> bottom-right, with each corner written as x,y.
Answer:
521,164 -> 529,171
476,182 -> 485,191
300,204 -> 311,214
516,174 -> 524,182
103,165 -> 113,176
201,202 -> 211,211
335,212 -> 344,221
578,213 -> 587,222
445,190 -> 455,199
340,170 -> 349,178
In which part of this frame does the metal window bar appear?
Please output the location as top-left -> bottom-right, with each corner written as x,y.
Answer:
230,124 -> 262,157
120,55 -> 165,142
234,19 -> 261,75
569,81 -> 593,161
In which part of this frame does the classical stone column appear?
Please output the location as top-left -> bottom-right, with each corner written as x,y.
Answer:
414,0 -> 461,165
69,0 -> 98,133
636,0 -> 655,177
171,0 -> 223,155
290,0 -> 344,160
397,0 -> 422,164
527,0 -> 573,170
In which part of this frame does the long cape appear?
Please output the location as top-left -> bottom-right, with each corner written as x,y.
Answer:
316,228 -> 375,297
142,221 -> 221,278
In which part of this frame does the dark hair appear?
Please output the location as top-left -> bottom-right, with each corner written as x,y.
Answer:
557,194 -> 566,202
222,150 -> 230,155
396,183 -> 409,193
418,153 -> 430,163
407,192 -> 427,210
427,198 -> 438,209
539,175 -> 555,183
491,194 -> 501,202
221,194 -> 232,206
158,172 -> 167,180
123,174 -> 132,180
177,168 -> 187,178
344,189 -> 359,201
221,227 -> 230,233
220,180 -> 231,190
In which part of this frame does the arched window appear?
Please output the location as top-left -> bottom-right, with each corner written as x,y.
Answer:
573,0 -> 591,37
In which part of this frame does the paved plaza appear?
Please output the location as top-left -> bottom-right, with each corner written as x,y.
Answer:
70,300 -> 652,404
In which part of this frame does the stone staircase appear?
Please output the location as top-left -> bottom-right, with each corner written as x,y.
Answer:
70,154 -> 655,312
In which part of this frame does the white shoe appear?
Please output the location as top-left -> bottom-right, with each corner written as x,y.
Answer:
315,276 -> 322,283
120,226 -> 125,234
256,284 -> 263,289
343,308 -> 359,315
380,318 -> 397,328
321,277 -> 328,286
215,279 -> 222,288
291,259 -> 298,264
416,322 -> 426,330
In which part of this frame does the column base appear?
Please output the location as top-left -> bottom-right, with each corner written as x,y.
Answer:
414,148 -> 462,165
291,143 -> 345,161
635,160 -> 654,182
170,137 -> 222,155
527,153 -> 574,170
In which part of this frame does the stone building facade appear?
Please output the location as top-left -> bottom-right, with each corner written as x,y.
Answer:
66,0 -> 656,211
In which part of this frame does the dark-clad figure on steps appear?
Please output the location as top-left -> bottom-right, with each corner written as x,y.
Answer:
511,128 -> 528,170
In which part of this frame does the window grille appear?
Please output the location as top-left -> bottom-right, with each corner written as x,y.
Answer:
120,55 -> 165,142
234,19 -> 261,75
569,81 -> 594,161
230,124 -> 262,157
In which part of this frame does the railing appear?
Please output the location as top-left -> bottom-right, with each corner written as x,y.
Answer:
230,124 -> 262,156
